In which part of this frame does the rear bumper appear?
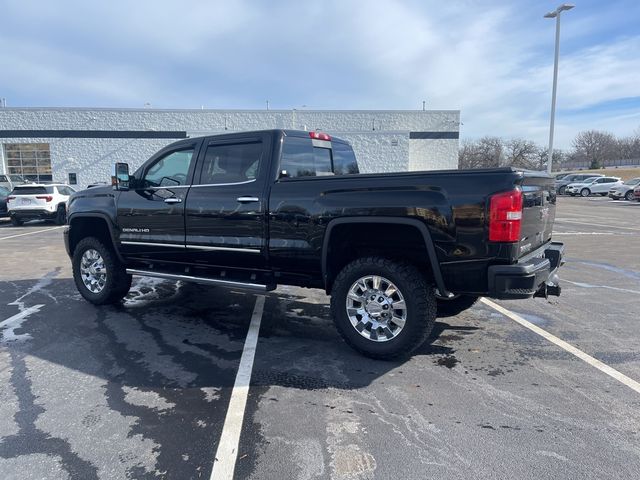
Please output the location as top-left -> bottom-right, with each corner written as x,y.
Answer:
487,242 -> 564,300
9,208 -> 57,220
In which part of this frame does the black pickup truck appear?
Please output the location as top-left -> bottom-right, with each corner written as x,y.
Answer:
64,129 -> 563,358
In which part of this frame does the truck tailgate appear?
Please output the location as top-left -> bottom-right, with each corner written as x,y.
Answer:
518,173 -> 556,258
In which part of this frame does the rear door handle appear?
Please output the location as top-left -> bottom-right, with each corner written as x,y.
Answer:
164,197 -> 182,204
237,196 -> 260,203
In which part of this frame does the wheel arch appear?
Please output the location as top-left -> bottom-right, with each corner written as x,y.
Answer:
321,216 -> 449,296
68,213 -> 124,262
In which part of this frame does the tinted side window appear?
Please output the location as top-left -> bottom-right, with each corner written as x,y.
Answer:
0,175 -> 7,182
143,149 -> 194,188
281,137 -> 332,178
199,142 -> 263,185
332,142 -> 359,175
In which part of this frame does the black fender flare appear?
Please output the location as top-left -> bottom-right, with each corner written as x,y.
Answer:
321,216 -> 449,296
67,212 -> 125,263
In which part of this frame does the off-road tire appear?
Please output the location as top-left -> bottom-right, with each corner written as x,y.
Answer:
436,294 -> 480,318
10,216 -> 23,227
330,256 -> 437,360
54,205 -> 67,225
72,237 -> 132,305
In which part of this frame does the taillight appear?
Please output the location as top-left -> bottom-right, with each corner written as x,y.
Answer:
7,196 -> 15,203
36,195 -> 54,202
489,189 -> 523,242
309,131 -> 331,141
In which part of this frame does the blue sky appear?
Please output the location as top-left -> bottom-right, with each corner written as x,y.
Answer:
1,0 -> 639,149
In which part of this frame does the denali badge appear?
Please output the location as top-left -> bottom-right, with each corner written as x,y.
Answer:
122,227 -> 150,233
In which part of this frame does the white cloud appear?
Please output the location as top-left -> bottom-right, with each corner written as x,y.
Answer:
1,0 -> 638,148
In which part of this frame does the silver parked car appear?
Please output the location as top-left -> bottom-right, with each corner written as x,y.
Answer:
608,178 -> 640,201
0,174 -> 26,191
555,173 -> 604,195
566,176 -> 623,197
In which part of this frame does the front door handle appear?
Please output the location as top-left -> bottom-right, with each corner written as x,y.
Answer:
237,196 -> 260,203
164,197 -> 182,204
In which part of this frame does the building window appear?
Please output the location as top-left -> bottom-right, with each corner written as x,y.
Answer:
3,143 -> 52,182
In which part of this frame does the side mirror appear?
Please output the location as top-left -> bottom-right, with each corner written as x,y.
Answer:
111,162 -> 130,191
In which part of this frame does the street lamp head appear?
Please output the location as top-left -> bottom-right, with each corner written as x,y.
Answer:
545,3 -> 575,18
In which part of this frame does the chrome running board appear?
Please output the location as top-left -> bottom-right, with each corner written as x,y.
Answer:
126,269 -> 273,292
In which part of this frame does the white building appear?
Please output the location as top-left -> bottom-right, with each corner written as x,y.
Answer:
0,107 -> 460,188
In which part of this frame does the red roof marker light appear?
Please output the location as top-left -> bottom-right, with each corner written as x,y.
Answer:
309,131 -> 331,141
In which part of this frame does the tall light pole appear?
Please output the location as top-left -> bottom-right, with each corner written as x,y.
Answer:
544,3 -> 574,174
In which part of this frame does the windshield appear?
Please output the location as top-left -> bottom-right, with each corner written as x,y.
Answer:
623,178 -> 640,185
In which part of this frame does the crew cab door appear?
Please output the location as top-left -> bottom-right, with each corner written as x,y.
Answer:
117,140 -> 201,262
184,134 -> 270,270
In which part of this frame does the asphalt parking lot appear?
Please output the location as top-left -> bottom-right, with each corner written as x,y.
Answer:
1,196 -> 639,480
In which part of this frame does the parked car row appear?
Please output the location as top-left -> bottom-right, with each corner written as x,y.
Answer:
555,172 -> 640,201
0,183 -> 76,225
555,173 -> 604,195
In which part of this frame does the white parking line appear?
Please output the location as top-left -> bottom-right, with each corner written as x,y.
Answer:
209,295 -> 265,480
0,304 -> 44,328
563,279 -> 640,295
554,219 -> 640,231
553,232 -> 635,236
481,298 -> 640,395
0,226 -> 65,241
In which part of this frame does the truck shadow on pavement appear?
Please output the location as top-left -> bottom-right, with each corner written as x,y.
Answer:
0,277 -> 481,479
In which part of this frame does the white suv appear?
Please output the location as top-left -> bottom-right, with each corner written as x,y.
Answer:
7,183 -> 76,226
566,176 -> 623,197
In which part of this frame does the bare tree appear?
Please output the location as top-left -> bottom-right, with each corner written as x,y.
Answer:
458,137 -> 503,169
504,139 -> 540,169
615,133 -> 640,161
572,130 -> 617,169
536,148 -> 565,171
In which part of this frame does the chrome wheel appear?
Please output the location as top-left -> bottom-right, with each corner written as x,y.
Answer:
80,249 -> 107,293
346,275 -> 407,342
